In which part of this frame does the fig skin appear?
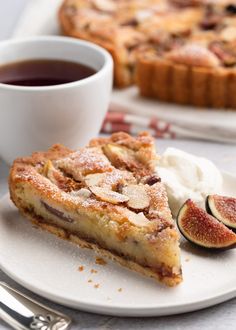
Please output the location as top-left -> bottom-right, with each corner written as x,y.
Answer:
206,195 -> 236,230
177,199 -> 236,249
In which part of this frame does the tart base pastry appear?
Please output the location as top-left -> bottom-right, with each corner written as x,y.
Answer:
136,57 -> 236,108
9,132 -> 182,286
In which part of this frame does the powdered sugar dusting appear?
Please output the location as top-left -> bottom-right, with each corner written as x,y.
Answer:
55,147 -> 113,180
166,44 -> 220,68
85,169 -> 136,189
14,132 -> 175,232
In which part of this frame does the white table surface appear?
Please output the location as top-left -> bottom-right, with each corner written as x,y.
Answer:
0,1 -> 236,329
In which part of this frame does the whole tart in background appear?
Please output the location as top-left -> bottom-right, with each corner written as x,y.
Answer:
59,0 -> 236,108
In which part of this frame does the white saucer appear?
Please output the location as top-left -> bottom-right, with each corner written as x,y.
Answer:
0,172 -> 235,317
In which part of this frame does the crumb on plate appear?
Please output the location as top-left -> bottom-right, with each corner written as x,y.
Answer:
90,268 -> 98,274
95,257 -> 107,266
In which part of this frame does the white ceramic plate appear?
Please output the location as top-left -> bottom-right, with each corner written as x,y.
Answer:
0,172 -> 236,317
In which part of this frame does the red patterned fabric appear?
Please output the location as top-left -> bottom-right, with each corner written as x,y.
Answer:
101,110 -> 176,139
100,103 -> 236,144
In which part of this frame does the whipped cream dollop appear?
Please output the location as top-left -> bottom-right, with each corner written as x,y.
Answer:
157,148 -> 223,217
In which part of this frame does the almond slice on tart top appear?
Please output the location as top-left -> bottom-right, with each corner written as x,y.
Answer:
9,132 -> 182,286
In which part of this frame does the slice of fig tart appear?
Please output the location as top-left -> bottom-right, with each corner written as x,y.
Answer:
9,132 -> 182,286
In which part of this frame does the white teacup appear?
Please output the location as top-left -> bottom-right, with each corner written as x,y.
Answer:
0,36 -> 113,164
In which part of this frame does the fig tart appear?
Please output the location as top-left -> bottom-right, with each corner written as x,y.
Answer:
9,132 -> 182,286
59,0 -> 236,108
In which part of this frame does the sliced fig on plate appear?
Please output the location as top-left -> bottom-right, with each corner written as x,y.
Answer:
206,195 -> 236,230
177,199 -> 236,249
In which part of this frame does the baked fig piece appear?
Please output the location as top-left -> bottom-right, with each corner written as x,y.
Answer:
177,199 -> 236,249
206,195 -> 236,230
225,4 -> 236,15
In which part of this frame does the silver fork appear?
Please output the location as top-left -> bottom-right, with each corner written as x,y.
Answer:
0,282 -> 72,330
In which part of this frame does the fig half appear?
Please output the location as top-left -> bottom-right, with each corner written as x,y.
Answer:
177,199 -> 236,249
206,195 -> 236,230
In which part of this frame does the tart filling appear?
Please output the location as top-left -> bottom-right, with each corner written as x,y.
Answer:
9,132 -> 182,286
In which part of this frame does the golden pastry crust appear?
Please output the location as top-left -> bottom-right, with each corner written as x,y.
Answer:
136,56 -> 236,108
9,132 -> 182,286
16,212 -> 181,286
59,0 -> 236,108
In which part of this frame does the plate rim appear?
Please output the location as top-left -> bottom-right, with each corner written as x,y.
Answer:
0,170 -> 236,317
1,257 -> 236,317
